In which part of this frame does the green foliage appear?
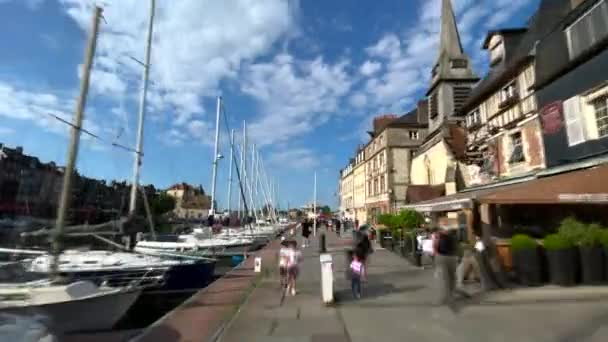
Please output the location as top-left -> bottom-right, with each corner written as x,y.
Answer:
599,229 -> 608,248
377,209 -> 424,233
579,223 -> 604,247
510,234 -> 538,251
150,192 -> 176,217
543,233 -> 574,251
558,216 -> 586,244
321,205 -> 332,215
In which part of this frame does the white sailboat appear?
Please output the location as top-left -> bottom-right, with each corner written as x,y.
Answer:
0,4 -> 151,334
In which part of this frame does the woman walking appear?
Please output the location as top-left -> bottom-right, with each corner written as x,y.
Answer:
302,219 -> 312,248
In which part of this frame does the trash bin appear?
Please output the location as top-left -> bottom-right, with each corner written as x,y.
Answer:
320,253 -> 334,304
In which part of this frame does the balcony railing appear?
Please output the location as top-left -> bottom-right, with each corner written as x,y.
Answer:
499,91 -> 520,109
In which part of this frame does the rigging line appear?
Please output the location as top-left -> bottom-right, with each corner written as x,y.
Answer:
220,100 -> 254,233
44,111 -> 139,154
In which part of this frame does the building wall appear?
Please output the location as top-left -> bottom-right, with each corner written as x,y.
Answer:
537,49 -> 608,167
353,162 -> 366,213
389,147 -> 411,207
340,171 -> 354,219
410,141 -> 455,186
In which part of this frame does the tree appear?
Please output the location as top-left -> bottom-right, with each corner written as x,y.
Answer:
321,205 -> 331,215
150,192 -> 176,217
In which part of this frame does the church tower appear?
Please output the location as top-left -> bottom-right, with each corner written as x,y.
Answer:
427,0 -> 479,134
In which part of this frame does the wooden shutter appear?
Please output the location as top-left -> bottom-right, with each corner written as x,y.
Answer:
563,96 -> 586,146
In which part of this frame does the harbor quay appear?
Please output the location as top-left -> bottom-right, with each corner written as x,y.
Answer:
63,225 -> 608,342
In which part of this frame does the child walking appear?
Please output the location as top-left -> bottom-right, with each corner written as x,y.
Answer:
286,240 -> 302,296
278,238 -> 290,288
350,253 -> 365,299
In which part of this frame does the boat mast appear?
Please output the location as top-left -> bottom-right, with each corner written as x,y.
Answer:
52,6 -> 102,277
313,171 -> 317,236
210,96 -> 222,216
249,144 -> 259,222
227,129 -> 235,215
129,0 -> 156,215
242,121 -> 248,218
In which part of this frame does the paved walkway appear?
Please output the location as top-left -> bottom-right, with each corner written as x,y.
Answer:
220,228 -> 608,342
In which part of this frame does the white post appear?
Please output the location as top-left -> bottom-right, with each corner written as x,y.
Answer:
313,171 -> 317,237
242,121 -> 248,217
129,0 -> 155,215
238,142 -> 243,218
210,96 -> 222,215
227,129 -> 235,214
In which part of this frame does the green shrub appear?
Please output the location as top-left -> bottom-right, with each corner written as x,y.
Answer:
543,233 -> 574,251
558,216 -> 586,244
579,223 -> 604,247
511,234 -> 537,251
599,229 -> 608,248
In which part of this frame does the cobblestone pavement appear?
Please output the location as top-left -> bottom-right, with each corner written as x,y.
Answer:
220,228 -> 608,342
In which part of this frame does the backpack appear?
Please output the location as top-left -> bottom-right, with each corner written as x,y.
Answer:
437,232 -> 456,256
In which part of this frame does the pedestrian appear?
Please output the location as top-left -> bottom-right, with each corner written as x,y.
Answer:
278,238 -> 290,288
433,228 -> 466,304
335,219 -> 341,237
354,229 -> 372,282
286,240 -> 302,296
302,219 -> 311,248
350,252 -> 364,299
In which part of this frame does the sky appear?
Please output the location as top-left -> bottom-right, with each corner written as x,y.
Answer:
0,0 -> 541,210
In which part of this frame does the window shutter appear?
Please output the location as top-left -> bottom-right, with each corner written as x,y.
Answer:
564,96 -> 586,146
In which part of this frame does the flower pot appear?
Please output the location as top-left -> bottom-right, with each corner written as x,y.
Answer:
546,248 -> 578,286
579,246 -> 604,284
512,247 -> 543,286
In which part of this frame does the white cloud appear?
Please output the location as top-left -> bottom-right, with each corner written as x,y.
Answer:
242,53 -> 353,146
268,146 -> 319,170
359,60 -> 381,76
348,93 -> 367,109
59,0 -> 296,130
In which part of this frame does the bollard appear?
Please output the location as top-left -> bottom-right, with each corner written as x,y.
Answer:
254,257 -> 262,273
319,233 -> 327,253
320,253 -> 334,304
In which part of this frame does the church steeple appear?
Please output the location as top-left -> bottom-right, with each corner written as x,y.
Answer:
428,0 -> 478,94
439,0 -> 464,59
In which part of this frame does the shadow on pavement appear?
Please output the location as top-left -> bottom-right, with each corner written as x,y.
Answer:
335,282 -> 425,303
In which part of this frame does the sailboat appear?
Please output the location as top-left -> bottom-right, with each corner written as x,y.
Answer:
0,6 -> 142,334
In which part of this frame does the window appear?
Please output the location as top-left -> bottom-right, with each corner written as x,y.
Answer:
453,86 -> 472,113
500,81 -> 518,103
409,130 -> 419,140
565,0 -> 608,60
508,131 -> 525,164
367,181 -> 372,196
380,175 -> 385,193
466,109 -> 480,127
429,93 -> 439,119
451,59 -> 468,69
373,179 -> 378,195
592,95 -> 608,138
379,152 -> 384,167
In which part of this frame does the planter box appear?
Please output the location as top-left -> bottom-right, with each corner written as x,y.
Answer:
546,248 -> 578,286
512,248 -> 543,286
580,246 -> 604,284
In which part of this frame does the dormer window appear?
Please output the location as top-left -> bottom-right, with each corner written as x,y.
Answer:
565,0 -> 608,60
409,131 -> 419,140
450,59 -> 468,69
499,81 -> 519,108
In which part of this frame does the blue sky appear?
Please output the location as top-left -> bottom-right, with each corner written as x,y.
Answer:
0,0 -> 540,210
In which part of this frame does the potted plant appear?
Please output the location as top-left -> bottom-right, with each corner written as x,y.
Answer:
510,234 -> 542,286
578,224 -> 605,284
543,233 -> 578,286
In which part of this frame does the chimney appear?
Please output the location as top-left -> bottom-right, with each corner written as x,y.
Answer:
417,100 -> 429,124
373,114 -> 398,133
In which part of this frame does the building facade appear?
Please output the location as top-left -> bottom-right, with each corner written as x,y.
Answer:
409,0 -> 477,201
166,183 -> 212,219
338,163 -> 354,219
352,148 -> 367,224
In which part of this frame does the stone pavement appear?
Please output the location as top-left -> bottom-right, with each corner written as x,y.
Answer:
219,228 -> 608,342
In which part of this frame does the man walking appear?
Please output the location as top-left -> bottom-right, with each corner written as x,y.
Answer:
433,228 -> 462,304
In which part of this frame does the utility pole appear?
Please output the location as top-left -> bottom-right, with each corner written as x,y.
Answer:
129,0 -> 155,215
210,96 -> 222,215
52,6 -> 102,276
227,129 -> 235,214
313,171 -> 317,237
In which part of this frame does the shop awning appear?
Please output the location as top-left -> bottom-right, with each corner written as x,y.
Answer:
399,176 -> 537,212
478,164 -> 608,204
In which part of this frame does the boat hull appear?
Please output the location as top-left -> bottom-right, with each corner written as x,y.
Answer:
0,287 -> 141,333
